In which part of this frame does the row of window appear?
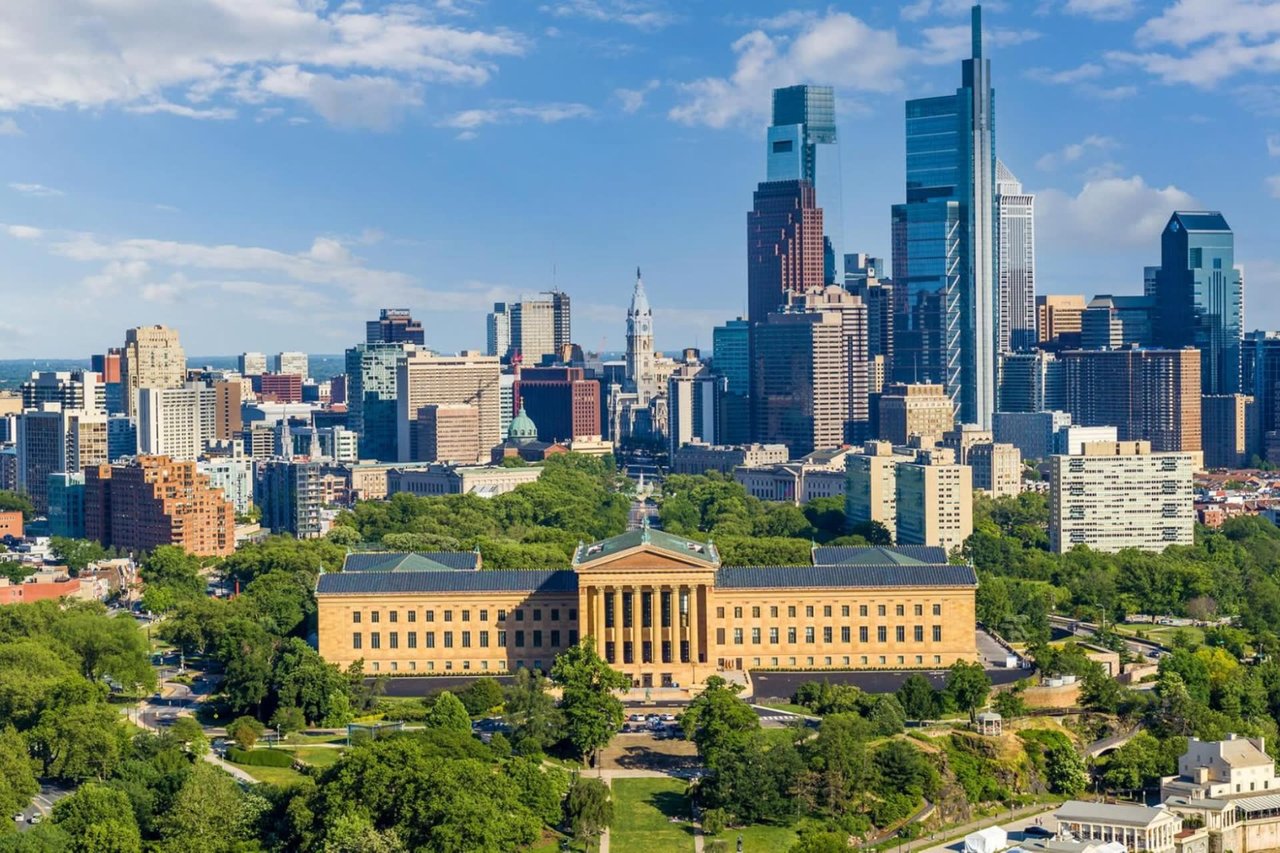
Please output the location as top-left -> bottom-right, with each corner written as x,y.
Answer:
360,654 -> 955,673
365,659 -> 543,673
352,607 -> 577,625
717,603 -> 945,619
350,629 -> 579,651
602,640 -> 691,666
718,625 -> 944,645
748,654 -> 946,667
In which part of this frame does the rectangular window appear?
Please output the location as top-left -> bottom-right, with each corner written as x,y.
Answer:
823,605 -> 832,617
662,640 -> 672,663
896,626 -> 905,642
532,630 -> 542,647
716,628 -> 726,645
426,632 -> 435,648
371,611 -> 380,623
877,605 -> 886,617
716,606 -> 725,619
642,640 -> 653,663
788,606 -> 797,618
752,628 -> 761,644
642,592 -> 653,628
498,609 -> 506,622
805,606 -> 814,618
407,632 -> 417,649
426,610 -> 435,622
515,609 -> 524,621
370,632 -> 380,649
389,611 -> 397,623
569,609 -> 577,621
407,610 -> 416,623
605,641 -> 615,663
751,606 -> 760,618
787,627 -> 797,644
533,609 -> 542,621
932,604 -> 942,616
462,631 -> 471,648
770,606 -> 779,618
841,605 -> 850,617
480,631 -> 490,648
352,632 -> 362,649
859,627 -> 868,643
841,627 -> 850,643
877,626 -> 886,643
896,604 -> 905,617
605,596 -> 614,628
444,632 -> 453,648
569,629 -> 579,646
551,608 -> 559,621
624,641 -> 634,664
462,610 -> 470,622
933,625 -> 942,642
805,627 -> 815,644
550,630 -> 560,647
859,605 -> 868,617
680,640 -> 690,663
444,610 -> 453,622
914,626 -> 924,642
497,630 -> 507,647
352,612 -> 361,624
479,609 -> 488,622
733,628 -> 743,645
914,604 -> 923,617
661,592 -> 672,628
389,632 -> 398,649
823,627 -> 833,643
515,631 -> 525,648
733,606 -> 743,619
623,593 -> 634,629
769,627 -> 779,644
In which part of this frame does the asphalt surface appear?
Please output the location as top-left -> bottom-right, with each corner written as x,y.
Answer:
751,666 -> 1026,702
377,674 -> 516,697
13,783 -> 72,832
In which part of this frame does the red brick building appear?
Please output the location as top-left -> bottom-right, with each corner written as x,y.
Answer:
0,510 -> 22,539
514,367 -> 601,442
255,373 -> 303,404
84,455 -> 235,557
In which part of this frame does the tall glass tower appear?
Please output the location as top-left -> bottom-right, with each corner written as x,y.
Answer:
1153,211 -> 1244,394
891,5 -> 996,427
769,85 -> 840,284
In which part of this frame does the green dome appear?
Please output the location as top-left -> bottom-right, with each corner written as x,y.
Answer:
508,405 -> 538,444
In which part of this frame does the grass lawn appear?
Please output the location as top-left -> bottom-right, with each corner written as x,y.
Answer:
1117,623 -> 1204,647
232,762 -> 307,787
610,778 -> 695,853
287,732 -> 347,745
708,824 -> 799,851
285,746 -> 343,768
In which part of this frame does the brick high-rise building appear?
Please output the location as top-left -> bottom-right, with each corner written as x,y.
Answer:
1036,295 -> 1086,349
212,379 -> 242,441
414,403 -> 483,464
1060,347 -> 1202,453
1201,394 -> 1257,469
751,309 -> 847,457
16,405 -> 107,513
367,308 -> 426,346
747,180 -> 825,326
396,351 -> 501,462
84,456 -> 235,557
514,366 -> 601,443
878,383 -> 955,447
256,373 -> 303,404
122,326 -> 187,419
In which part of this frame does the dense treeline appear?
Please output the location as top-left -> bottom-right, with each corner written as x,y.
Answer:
326,454 -> 630,568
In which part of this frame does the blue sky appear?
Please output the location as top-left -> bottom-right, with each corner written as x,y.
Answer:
1,0 -> 1277,358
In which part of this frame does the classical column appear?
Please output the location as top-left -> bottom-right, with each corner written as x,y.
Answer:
630,585 -> 642,669
592,586 -> 604,653
688,585 -> 701,667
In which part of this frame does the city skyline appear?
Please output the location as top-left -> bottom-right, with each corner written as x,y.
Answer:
1,0 -> 1277,358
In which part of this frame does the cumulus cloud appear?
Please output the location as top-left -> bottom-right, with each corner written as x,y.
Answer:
9,183 -> 64,198
1064,0 -> 1139,21
539,1 -> 675,31
439,102 -> 593,131
5,225 -> 44,240
615,80 -> 660,113
1267,175 -> 1280,199
1111,0 -> 1280,88
1035,175 -> 1197,250
902,0 -> 1006,20
1035,135 -> 1118,170
0,0 -> 525,127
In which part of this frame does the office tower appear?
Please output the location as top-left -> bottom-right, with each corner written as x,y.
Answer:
0,449 -> 14,493
667,362 -> 725,456
1054,424 -> 1119,455
47,471 -> 86,539
345,342 -> 408,462
845,441 -> 906,538
747,181 -> 825,325
315,426 -> 359,463
16,406 -> 107,513
487,303 -> 512,358
1036,295 -> 1086,349
1144,266 -> 1159,297
413,404 -> 483,464
878,383 -> 955,447
626,270 -> 659,402
550,290 -> 572,352
792,286 -> 872,442
997,351 -> 1064,413
769,84 -> 839,283
396,350 -> 501,462
198,456 -> 254,516
256,373 -> 303,403
1201,394 -> 1257,469
995,160 -> 1036,353
1081,295 -> 1156,350
256,459 -> 324,539
240,425 -> 277,459
515,366 -> 602,442
751,310 -> 848,457
239,352 -> 267,376
211,380 -> 242,441
91,349 -> 124,414
274,352 -> 309,378
844,253 -> 885,289
122,326 -> 187,419
499,372 -> 516,438
941,424 -> 994,464
891,6 -> 996,428
21,370 -> 104,413
328,375 -> 347,406
895,447 -> 973,555
713,318 -> 751,445
84,455 -> 235,556
1152,212 -> 1244,394
968,442 -> 1020,497
846,265 -> 895,371
107,415 -> 137,462
1049,441 -> 1195,553
367,308 -> 425,346
1060,347 -> 1201,452
137,384 -> 216,462
993,410 -> 1073,460
1244,331 -> 1280,452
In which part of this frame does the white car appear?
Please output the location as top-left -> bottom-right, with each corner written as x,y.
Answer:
13,814 -> 24,822
28,815 -> 42,825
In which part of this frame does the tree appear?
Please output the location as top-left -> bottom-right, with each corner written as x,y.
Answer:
867,694 -> 906,736
565,775 -> 612,850
849,520 -> 893,545
458,678 -> 504,716
273,637 -> 352,726
790,829 -> 852,853
51,609 -> 155,693
897,674 -> 938,721
944,661 -> 992,721
227,715 -> 265,750
160,762 -> 257,849
271,705 -> 307,738
680,676 -> 759,765
138,546 -> 205,613
51,783 -> 142,853
169,716 -> 208,756
321,813 -> 407,853
992,690 -> 1028,719
49,538 -> 108,576
425,691 -> 472,733
550,641 -> 630,763
0,726 -> 38,826
0,490 -> 36,521
30,703 -> 130,782
217,617 -> 276,716
504,668 -> 562,755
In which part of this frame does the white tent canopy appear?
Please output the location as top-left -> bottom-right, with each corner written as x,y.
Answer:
965,826 -> 1008,853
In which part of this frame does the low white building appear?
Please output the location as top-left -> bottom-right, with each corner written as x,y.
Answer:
1054,801 -> 1184,853
1162,734 -> 1279,801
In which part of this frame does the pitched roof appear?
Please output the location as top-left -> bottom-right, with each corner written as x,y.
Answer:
341,551 -> 480,572
1170,211 -> 1231,232
811,545 -> 947,566
1193,736 -> 1272,769
574,528 -> 718,567
316,570 -> 577,595
715,564 -> 977,589
1055,801 -> 1179,828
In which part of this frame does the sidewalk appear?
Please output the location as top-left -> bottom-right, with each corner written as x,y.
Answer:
907,802 -> 1061,853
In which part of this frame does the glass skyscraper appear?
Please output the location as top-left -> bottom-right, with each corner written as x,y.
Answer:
345,342 -> 407,462
891,5 -> 996,427
769,85 -> 840,284
1152,211 -> 1244,395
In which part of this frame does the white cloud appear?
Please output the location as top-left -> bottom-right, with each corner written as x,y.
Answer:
1269,135 -> 1280,156
1027,62 -> 1105,85
1111,0 -> 1280,88
9,182 -> 65,198
1064,0 -> 1139,21
1035,134 -> 1119,170
669,13 -> 912,128
539,1 -> 675,31
0,0 -> 525,128
919,26 -> 1040,65
902,0 -> 1006,19
615,80 -> 660,113
440,102 -> 593,130
1267,175 -> 1280,198
0,118 -> 21,136
5,225 -> 44,240
1036,175 -> 1197,250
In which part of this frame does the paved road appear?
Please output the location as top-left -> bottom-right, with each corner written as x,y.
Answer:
752,666 -> 1025,701
1049,616 -> 1166,660
13,783 -> 73,832
911,804 -> 1061,853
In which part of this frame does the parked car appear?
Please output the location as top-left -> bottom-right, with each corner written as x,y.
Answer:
27,815 -> 42,825
13,814 -> 24,823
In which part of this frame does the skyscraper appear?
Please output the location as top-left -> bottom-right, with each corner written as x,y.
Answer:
1060,347 -> 1201,453
1152,211 -> 1244,394
366,308 -> 425,346
121,325 -> 187,419
713,318 -> 751,444
747,181 -> 825,326
995,160 -> 1036,353
891,5 -> 996,428
395,350 -> 501,462
626,270 -> 658,403
1036,295 -> 1086,348
486,292 -> 571,365
751,310 -> 849,456
345,342 -> 408,461
769,85 -> 839,283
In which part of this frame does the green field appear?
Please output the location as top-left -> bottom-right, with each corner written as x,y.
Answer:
285,746 -> 343,768
232,762 -> 307,787
707,823 -> 799,851
610,778 -> 695,853
1116,623 -> 1205,647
